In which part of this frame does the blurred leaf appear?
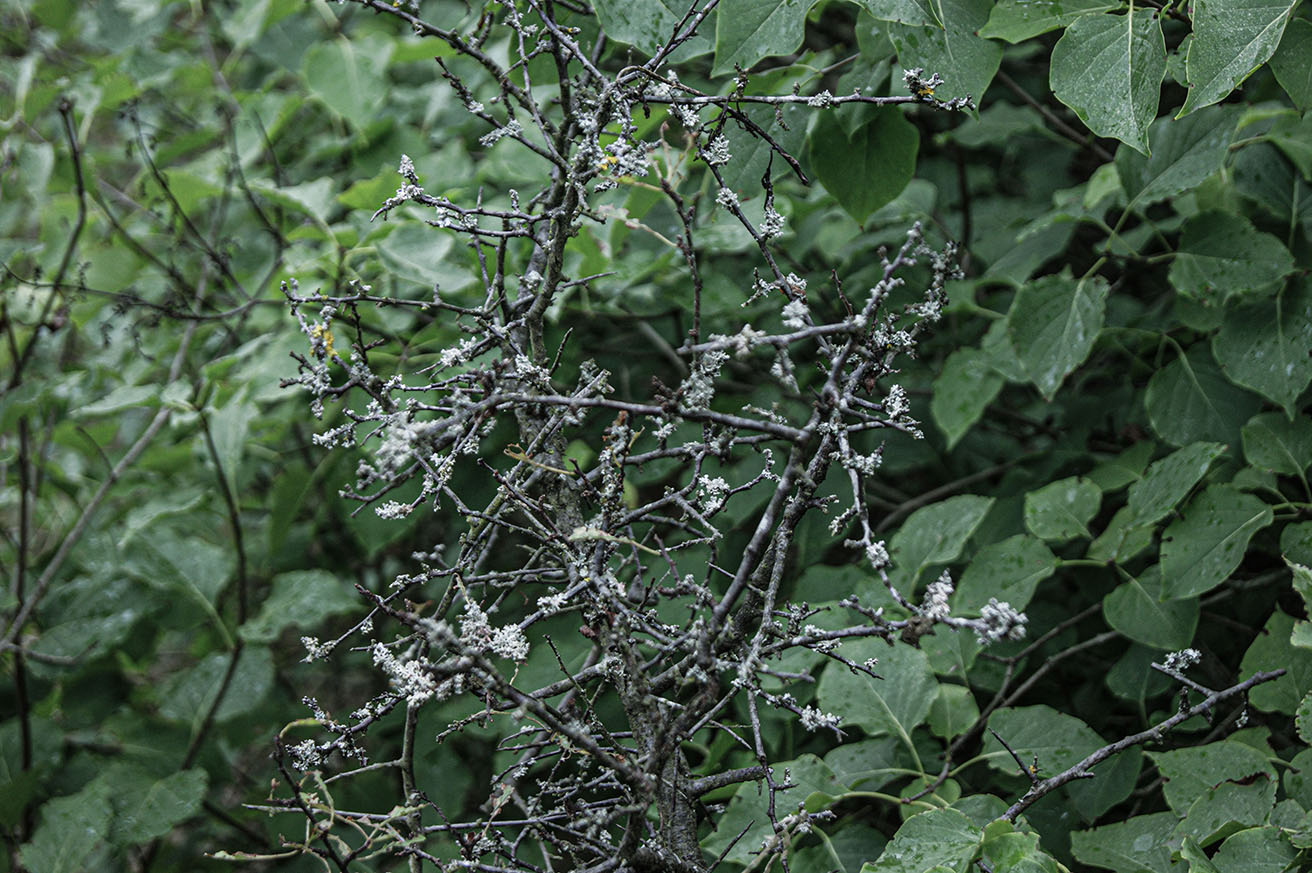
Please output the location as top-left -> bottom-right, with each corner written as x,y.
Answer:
240,570 -> 359,643
109,767 -> 207,845
156,646 -> 274,725
300,36 -> 391,130
809,108 -> 919,225
19,780 -> 113,873
1269,18 -> 1312,111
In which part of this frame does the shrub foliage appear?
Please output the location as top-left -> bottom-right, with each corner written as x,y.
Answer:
3,0 -> 1312,871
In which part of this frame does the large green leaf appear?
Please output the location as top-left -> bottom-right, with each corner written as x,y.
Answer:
862,808 -> 981,872
1070,812 -> 1179,873
109,767 -> 208,845
857,0 -> 941,26
1269,18 -> 1312,111
1178,0 -> 1299,117
1004,273 -> 1108,400
1144,346 -> 1260,448
713,0 -> 813,74
701,755 -> 847,865
982,705 -> 1104,779
1116,109 -> 1237,208
300,36 -> 391,130
1024,476 -> 1101,542
980,0 -> 1119,42
1148,740 -> 1274,815
889,494 -> 995,589
953,534 -> 1056,613
817,638 -> 937,741
156,646 -> 274,726
1167,211 -> 1294,305
1102,567 -> 1198,649
1241,609 -> 1312,713
239,569 -> 360,643
1212,827 -> 1299,873
1127,441 -> 1227,525
1159,485 -> 1273,598
809,108 -> 919,225
887,0 -> 1002,105
1050,11 -> 1165,155
930,347 -> 1004,449
1242,412 -> 1312,476
592,0 -> 696,53
19,781 -> 113,873
1212,280 -> 1312,416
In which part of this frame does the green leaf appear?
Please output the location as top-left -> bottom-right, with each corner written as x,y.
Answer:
713,0 -> 813,74
1149,739 -> 1274,816
856,0 -> 942,27
1269,18 -> 1312,111
1242,412 -> 1312,476
930,347 -> 1004,448
1116,109 -> 1237,208
1024,476 -> 1101,542
156,646 -> 274,726
1212,826 -> 1298,873
887,0 -> 1002,105
980,0 -> 1119,42
208,387 -> 256,495
1004,273 -> 1108,400
982,705 -> 1104,779
19,781 -> 113,873
1178,774 -> 1277,846
75,384 -> 158,418
1102,567 -> 1198,649
1160,485 -> 1273,598
300,36 -> 391,130
1087,439 -> 1156,492
1144,346 -> 1261,448
1178,0 -> 1298,117
953,534 -> 1056,613
889,494 -> 995,589
1127,441 -> 1227,525
701,755 -> 845,865
862,808 -> 981,872
809,108 -> 919,225
818,637 -> 937,741
1233,142 -> 1312,227
1168,212 -> 1294,305
376,223 -> 461,289
1241,609 -> 1312,713
928,684 -> 979,739
1070,812 -> 1179,873
239,569 -> 359,643
129,529 -> 235,609
1050,11 -> 1166,155
1088,505 -> 1157,563
1212,280 -> 1312,417
591,0 -> 681,52
981,829 -> 1060,873
110,767 -> 208,845
1298,692 -> 1312,744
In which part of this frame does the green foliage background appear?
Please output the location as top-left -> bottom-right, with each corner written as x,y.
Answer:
2,0 -> 1312,870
